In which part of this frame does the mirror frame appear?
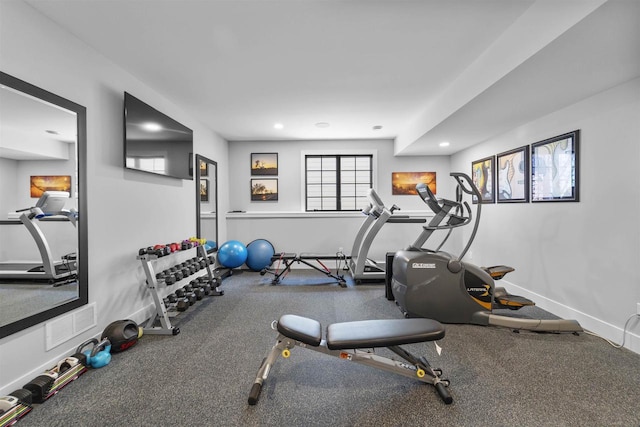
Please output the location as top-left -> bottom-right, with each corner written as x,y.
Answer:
0,71 -> 88,339
195,154 -> 218,246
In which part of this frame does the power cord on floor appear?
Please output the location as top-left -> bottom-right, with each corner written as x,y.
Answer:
584,313 -> 640,349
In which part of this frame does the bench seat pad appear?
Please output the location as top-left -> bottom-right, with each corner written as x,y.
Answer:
327,318 -> 444,350
277,315 -> 444,350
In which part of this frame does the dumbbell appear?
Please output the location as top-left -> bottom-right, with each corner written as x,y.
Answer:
55,356 -> 81,374
164,296 -> 189,312
152,245 -> 171,257
138,246 -> 154,256
174,288 -> 196,304
169,267 -> 184,281
182,262 -> 196,276
183,265 -> 192,277
23,372 -> 56,403
193,277 -> 212,295
185,283 -> 205,300
8,388 -> 33,405
182,285 -> 202,301
0,395 -> 18,413
184,290 -> 197,305
156,271 -> 176,286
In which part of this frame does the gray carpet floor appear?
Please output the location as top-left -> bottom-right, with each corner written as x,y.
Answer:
15,270 -> 640,427
0,281 -> 78,327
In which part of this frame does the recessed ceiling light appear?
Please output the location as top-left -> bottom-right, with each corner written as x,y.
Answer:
372,125 -> 383,131
315,122 -> 330,128
273,123 -> 284,130
439,141 -> 450,147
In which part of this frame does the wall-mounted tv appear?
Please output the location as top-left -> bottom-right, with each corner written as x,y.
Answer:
124,92 -> 193,180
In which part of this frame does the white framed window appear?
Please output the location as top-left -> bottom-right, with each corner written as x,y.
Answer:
304,154 -> 373,211
125,156 -> 166,174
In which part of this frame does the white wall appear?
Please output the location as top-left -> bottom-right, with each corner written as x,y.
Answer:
451,77 -> 640,352
0,1 -> 229,394
227,139 -> 451,259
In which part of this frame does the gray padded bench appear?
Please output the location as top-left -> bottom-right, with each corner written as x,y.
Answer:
249,314 -> 452,405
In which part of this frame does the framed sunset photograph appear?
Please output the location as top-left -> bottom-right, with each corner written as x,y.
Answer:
251,153 -> 278,176
30,175 -> 72,198
251,178 -> 278,201
392,172 -> 436,195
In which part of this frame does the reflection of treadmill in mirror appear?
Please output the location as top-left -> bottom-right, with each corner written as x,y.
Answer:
0,191 -> 77,285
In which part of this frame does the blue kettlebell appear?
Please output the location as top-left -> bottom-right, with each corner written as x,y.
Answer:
77,338 -> 112,368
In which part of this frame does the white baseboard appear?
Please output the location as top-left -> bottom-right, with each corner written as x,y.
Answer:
0,303 -> 157,396
502,281 -> 640,354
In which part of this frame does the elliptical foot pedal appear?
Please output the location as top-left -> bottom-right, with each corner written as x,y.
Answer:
493,290 -> 535,310
483,265 -> 515,280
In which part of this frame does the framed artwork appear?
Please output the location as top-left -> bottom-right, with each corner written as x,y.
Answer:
471,156 -> 495,204
251,153 -> 278,176
199,159 -> 208,177
30,175 -> 72,198
251,178 -> 278,201
531,130 -> 579,202
200,178 -> 209,202
496,146 -> 529,203
392,172 -> 437,195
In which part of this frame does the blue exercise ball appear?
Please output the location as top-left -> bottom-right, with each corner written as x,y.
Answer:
246,239 -> 275,271
204,239 -> 217,252
217,240 -> 248,268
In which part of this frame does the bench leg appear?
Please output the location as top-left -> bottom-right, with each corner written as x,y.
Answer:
249,334 -> 453,405
248,335 -> 290,405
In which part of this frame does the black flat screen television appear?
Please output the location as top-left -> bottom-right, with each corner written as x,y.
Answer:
124,92 -> 193,180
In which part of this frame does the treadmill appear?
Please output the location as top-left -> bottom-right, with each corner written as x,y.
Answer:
0,191 -> 77,285
348,188 -> 425,283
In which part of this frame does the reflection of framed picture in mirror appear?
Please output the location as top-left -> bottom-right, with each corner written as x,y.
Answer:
496,146 -> 529,203
30,175 -> 72,198
251,179 -> 278,201
251,153 -> 278,175
531,130 -> 579,202
200,179 -> 209,202
471,156 -> 494,204
199,159 -> 208,177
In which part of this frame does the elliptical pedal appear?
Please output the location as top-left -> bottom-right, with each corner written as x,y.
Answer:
482,265 -> 515,280
493,287 -> 535,310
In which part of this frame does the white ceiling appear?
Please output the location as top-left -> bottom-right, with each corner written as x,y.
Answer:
24,0 -> 640,155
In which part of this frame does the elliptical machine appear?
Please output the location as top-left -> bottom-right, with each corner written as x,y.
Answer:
391,172 -> 582,333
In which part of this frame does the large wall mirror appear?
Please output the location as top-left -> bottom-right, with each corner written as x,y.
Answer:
195,154 -> 218,249
0,71 -> 88,339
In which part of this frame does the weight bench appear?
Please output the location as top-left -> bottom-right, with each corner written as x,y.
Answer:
260,252 -> 349,287
248,314 -> 452,405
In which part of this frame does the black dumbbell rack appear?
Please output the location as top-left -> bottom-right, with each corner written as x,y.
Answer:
137,244 -> 223,336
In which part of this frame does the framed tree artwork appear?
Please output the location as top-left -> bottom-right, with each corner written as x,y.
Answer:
251,153 -> 278,176
200,179 -> 209,202
251,178 -> 278,201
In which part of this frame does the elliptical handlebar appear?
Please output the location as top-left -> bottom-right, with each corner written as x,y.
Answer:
450,172 -> 482,200
449,172 -> 482,262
